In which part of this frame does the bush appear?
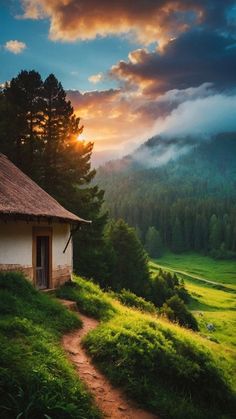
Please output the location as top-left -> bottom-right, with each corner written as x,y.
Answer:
115,289 -> 156,313
161,295 -> 199,331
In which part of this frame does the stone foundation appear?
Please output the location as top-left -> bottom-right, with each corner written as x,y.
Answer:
0,264 -> 33,282
52,265 -> 72,288
0,264 -> 71,289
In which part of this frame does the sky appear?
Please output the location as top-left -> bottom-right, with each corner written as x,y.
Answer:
1,0 -> 236,163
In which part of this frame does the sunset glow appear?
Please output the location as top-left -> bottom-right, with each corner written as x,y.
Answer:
1,1 -> 236,162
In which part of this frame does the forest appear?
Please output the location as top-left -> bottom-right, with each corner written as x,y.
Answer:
96,134 -> 236,259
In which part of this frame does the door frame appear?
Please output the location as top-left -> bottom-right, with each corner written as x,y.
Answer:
32,227 -> 52,289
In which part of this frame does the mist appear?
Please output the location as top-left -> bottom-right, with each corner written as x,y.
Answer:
131,93 -> 236,168
155,93 -> 236,137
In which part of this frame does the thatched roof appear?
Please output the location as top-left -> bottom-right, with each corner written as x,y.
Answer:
0,153 -> 90,224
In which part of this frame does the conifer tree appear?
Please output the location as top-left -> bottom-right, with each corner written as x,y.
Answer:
145,226 -> 163,258
0,70 -> 107,280
105,219 -> 150,295
3,70 -> 43,177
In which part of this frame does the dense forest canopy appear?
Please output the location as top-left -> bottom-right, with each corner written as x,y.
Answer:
96,133 -> 236,259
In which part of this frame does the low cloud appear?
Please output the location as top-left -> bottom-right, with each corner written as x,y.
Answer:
131,93 -> 236,168
155,93 -> 236,137
133,138 -> 194,168
4,40 -> 26,54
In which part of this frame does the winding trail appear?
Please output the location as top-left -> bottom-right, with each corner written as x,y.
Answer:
62,311 -> 158,419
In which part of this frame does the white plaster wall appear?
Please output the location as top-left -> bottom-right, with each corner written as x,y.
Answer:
0,220 -> 72,268
52,223 -> 72,268
0,220 -> 32,265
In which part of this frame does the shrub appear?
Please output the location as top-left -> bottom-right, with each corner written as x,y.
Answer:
161,295 -> 199,331
115,289 -> 156,313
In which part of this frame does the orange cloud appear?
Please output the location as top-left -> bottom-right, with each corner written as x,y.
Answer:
67,83 -> 213,154
20,0 -> 204,45
67,88 -> 157,152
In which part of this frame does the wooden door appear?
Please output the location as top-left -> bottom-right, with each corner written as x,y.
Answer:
33,227 -> 52,289
36,236 -> 49,289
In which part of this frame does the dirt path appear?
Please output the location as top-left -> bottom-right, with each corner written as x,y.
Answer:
62,312 -> 158,419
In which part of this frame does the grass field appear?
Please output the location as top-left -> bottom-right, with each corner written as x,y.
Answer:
58,276 -> 236,419
150,252 -> 236,289
150,254 -> 236,388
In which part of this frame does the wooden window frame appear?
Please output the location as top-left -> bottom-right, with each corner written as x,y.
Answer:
32,227 -> 53,289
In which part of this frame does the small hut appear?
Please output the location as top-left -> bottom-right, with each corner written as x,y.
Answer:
0,153 -> 89,289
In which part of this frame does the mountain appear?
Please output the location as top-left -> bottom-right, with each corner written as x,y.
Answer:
96,132 -> 236,257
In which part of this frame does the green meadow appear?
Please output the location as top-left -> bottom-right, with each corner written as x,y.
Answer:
150,254 -> 236,389
149,252 -> 236,289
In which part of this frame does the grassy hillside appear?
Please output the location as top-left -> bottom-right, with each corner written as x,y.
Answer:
150,257 -> 236,387
58,276 -> 236,419
2,271 -> 235,418
0,272 -> 100,419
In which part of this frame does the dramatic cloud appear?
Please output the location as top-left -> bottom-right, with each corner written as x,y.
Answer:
4,40 -> 26,54
20,0 -> 235,45
111,31 -> 236,95
67,88 -> 150,151
18,0 -> 236,163
67,83 -> 223,154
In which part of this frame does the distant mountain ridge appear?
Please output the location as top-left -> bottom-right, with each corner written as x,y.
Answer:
96,132 -> 236,258
99,132 -> 236,176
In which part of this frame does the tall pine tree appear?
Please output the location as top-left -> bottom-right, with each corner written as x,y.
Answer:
2,70 -> 43,177
0,70 -> 107,280
104,219 -> 150,295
